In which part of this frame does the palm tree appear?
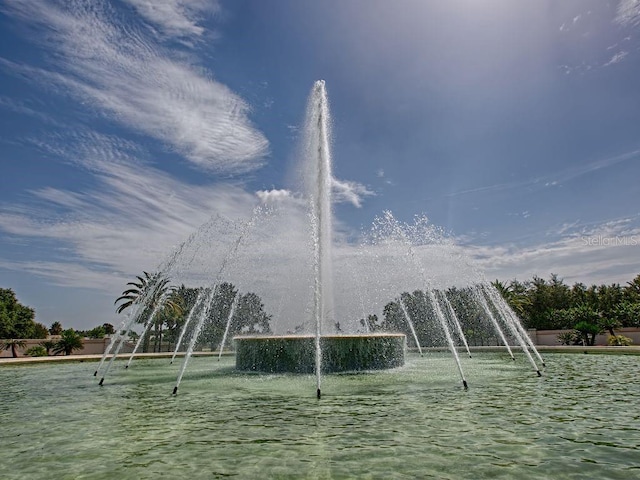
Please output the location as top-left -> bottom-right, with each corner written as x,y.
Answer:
599,317 -> 620,337
491,280 -> 530,319
52,329 -> 84,356
39,340 -> 57,355
625,274 -> 640,300
1,339 -> 27,358
115,272 -> 181,352
115,271 -> 162,314
155,290 -> 184,352
49,321 -> 63,336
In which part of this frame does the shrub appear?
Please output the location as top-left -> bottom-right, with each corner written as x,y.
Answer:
25,345 -> 48,357
574,321 -> 602,346
557,331 -> 579,345
607,335 -> 633,346
52,329 -> 84,355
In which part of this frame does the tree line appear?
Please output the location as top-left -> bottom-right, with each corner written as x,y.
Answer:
1,288 -> 119,357
361,287 -> 510,348
4,271 -> 638,354
114,272 -> 272,353
492,273 -> 640,345
358,273 -> 639,348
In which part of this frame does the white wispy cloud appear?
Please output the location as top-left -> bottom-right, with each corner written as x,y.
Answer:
331,178 -> 375,208
122,0 -> 220,38
464,217 -> 640,285
0,132 -> 258,289
1,0 -> 268,174
445,180 -> 527,198
445,148 -> 640,198
603,50 -> 629,66
0,259 -> 119,291
0,96 -> 56,125
615,0 -> 640,27
257,181 -> 374,209
550,148 -> 640,183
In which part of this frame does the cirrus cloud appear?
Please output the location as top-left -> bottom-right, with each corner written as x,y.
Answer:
1,0 -> 268,174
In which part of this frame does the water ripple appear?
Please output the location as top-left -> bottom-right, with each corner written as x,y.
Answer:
1,353 -> 639,479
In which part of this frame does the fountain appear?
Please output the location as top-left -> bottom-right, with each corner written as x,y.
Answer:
234,81 -> 407,398
5,83 -> 639,480
95,81 -> 545,395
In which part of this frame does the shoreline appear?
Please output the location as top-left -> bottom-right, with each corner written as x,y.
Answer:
2,345 -> 639,366
0,351 -> 232,365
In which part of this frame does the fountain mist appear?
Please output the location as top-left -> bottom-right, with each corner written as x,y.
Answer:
100,80 -> 545,395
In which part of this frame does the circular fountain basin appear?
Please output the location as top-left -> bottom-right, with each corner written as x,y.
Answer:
234,333 -> 406,373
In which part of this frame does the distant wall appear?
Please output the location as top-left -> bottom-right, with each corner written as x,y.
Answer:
0,337 -> 131,358
531,328 -> 640,346
4,329 -> 640,357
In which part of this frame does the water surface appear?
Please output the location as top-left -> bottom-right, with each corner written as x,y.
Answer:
1,353 -> 638,479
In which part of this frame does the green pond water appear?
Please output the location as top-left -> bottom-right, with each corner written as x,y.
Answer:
1,352 -> 639,479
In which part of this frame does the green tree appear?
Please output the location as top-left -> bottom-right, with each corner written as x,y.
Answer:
198,284 -> 273,350
115,272 -> 180,353
446,287 -> 495,346
33,322 -> 49,339
574,321 -> 601,346
595,284 -> 625,321
1,339 -> 27,358
569,304 -> 601,324
614,301 -> 640,328
359,314 -> 380,332
115,271 -> 176,315
25,345 -> 47,357
49,321 -> 63,336
545,308 -> 574,330
567,304 -> 602,346
625,274 -> 640,300
102,323 -> 115,335
234,292 -> 272,335
492,280 -> 530,319
599,317 -> 620,337
379,290 -> 443,347
495,273 -> 636,332
517,275 -> 573,329
570,282 -> 588,306
127,330 -> 139,342
87,326 -> 106,339
164,285 -> 199,351
0,288 -> 37,339
53,329 -> 84,355
39,340 -> 57,355
153,289 -> 184,352
200,283 -> 238,349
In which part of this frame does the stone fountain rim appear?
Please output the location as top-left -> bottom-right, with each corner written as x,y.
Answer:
233,333 -> 407,340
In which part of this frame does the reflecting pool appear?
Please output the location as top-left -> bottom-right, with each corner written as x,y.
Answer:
1,353 -> 639,479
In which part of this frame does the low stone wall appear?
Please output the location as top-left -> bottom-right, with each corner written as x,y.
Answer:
531,327 -> 640,346
0,337 -> 124,358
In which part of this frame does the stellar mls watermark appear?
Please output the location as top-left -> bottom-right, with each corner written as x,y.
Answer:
581,235 -> 639,246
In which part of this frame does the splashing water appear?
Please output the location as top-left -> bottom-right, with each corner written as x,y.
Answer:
101,81 -> 545,394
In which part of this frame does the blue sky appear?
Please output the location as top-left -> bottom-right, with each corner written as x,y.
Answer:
1,0 -> 639,330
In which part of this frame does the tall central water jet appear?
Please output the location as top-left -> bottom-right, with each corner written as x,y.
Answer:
234,81 -> 407,391
307,80 -> 334,399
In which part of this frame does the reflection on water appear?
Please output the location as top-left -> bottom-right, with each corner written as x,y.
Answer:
1,353 -> 639,479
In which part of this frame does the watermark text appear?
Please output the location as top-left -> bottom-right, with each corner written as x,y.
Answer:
581,235 -> 639,246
